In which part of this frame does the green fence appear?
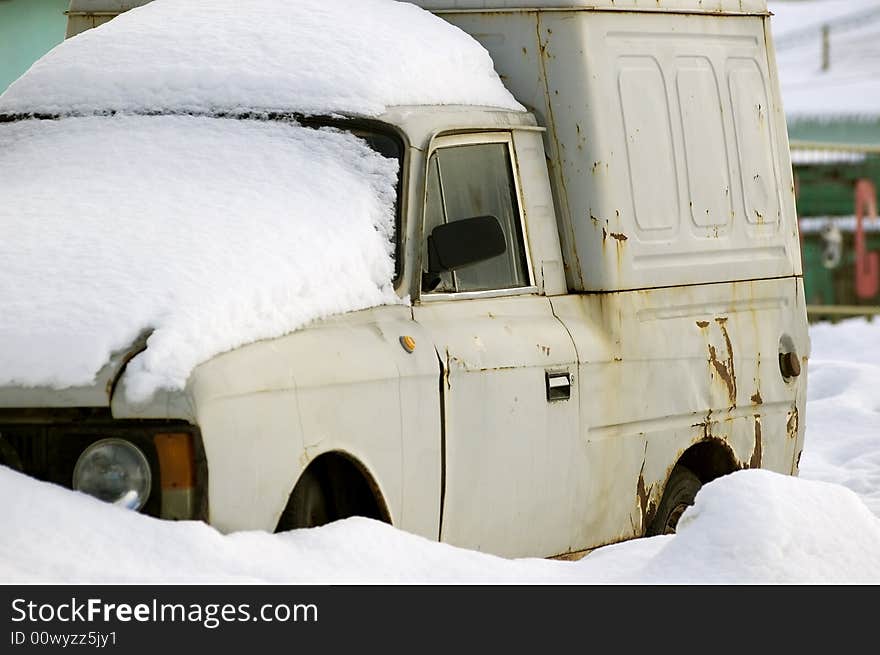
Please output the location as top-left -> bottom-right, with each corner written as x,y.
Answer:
0,0 -> 69,94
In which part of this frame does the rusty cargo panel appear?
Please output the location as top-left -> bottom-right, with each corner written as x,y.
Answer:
426,4 -> 801,293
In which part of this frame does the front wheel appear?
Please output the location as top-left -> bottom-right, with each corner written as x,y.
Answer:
278,466 -> 334,530
646,464 -> 701,536
275,455 -> 388,532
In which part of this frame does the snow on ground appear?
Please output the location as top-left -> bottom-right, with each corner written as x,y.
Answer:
1,465 -> 877,584
0,0 -> 522,118
768,0 -> 880,119
799,318 -> 880,516
1,320 -> 878,584
0,115 -> 401,399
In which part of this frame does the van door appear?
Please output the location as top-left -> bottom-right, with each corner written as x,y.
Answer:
412,133 -> 584,558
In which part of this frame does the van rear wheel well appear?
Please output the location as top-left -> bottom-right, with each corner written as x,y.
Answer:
677,439 -> 739,484
646,440 -> 740,536
275,452 -> 390,532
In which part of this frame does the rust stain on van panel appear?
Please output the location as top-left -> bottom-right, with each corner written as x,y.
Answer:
477,364 -> 520,373
750,390 -> 763,405
708,343 -> 736,408
786,407 -> 799,440
692,409 -> 714,439
749,415 -> 763,468
696,320 -> 709,329
608,232 -> 628,242
707,317 -> 737,408
636,474 -> 651,530
636,473 -> 656,533
634,443 -> 656,533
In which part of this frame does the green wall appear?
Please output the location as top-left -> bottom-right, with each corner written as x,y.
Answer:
802,232 -> 880,306
790,118 -> 880,149
795,157 -> 880,217
0,0 -> 69,94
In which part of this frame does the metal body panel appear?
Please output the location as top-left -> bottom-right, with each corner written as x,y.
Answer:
434,9 -> 800,292
182,305 -> 441,538
550,276 -> 809,543
111,382 -> 196,422
413,294 -> 583,557
414,1 -> 768,14
0,332 -> 149,409
0,381 -> 109,409
512,129 -> 568,296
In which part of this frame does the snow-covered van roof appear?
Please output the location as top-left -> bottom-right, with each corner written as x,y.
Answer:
0,0 -> 523,117
412,0 -> 769,14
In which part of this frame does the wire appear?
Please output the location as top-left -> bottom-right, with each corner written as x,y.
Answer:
775,4 -> 880,51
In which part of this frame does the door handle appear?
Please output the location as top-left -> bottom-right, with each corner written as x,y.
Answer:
546,371 -> 571,402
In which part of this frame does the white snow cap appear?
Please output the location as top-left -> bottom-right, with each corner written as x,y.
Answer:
0,0 -> 524,117
0,115 -> 401,399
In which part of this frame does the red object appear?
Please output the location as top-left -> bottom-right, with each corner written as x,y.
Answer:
854,178 -> 879,299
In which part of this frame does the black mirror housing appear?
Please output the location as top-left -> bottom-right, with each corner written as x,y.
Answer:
426,215 -> 507,275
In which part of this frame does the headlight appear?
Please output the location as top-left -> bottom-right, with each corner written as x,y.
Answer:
73,438 -> 152,510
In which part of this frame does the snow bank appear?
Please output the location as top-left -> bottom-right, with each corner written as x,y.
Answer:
0,0 -> 523,117
768,0 -> 880,119
625,470 -> 880,583
801,318 -> 880,516
2,466 -> 877,583
0,115 -> 401,399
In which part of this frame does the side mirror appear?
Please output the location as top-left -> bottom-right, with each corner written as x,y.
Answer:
425,215 -> 507,284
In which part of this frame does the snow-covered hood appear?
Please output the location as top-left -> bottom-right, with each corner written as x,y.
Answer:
0,331 -> 150,410
0,114 -> 401,403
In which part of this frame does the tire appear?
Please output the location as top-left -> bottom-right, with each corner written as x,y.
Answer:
646,464 -> 702,536
277,466 -> 335,530
275,457 -> 386,532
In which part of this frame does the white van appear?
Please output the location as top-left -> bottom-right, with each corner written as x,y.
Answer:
0,0 -> 806,559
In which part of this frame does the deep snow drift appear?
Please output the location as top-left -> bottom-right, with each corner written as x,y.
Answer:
800,318 -> 880,516
1,466 -> 877,584
0,0 -> 523,117
1,319 -> 879,584
0,115 -> 401,399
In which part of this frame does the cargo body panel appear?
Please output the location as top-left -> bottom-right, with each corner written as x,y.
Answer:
433,7 -> 800,292
550,276 -> 808,545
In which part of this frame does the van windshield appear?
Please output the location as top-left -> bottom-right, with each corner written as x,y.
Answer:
301,118 -> 404,276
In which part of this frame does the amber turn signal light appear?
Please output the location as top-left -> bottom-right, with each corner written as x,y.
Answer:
153,432 -> 195,490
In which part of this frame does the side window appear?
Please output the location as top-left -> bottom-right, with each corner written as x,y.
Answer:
423,140 -> 530,293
